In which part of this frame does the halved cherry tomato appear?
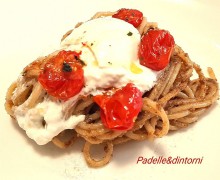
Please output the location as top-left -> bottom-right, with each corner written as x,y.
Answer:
93,83 -> 143,131
38,50 -> 84,101
138,29 -> 175,71
112,8 -> 143,28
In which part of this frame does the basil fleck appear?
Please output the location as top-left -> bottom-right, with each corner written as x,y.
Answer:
127,31 -> 133,36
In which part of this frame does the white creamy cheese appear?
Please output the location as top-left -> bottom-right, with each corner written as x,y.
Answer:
61,17 -> 159,94
82,65 -> 158,95
14,17 -> 160,145
62,17 -> 140,69
14,97 -> 84,145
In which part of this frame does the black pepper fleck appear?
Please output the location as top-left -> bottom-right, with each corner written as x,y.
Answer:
42,118 -> 46,127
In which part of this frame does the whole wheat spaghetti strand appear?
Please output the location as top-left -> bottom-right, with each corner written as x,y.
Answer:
142,98 -> 169,137
77,121 -> 104,130
162,59 -> 182,95
188,108 -> 206,117
91,11 -> 116,19
190,82 -> 199,94
26,82 -> 44,108
169,120 -> 188,129
193,63 -> 207,98
144,117 -> 158,138
83,141 -> 113,167
167,98 -> 198,107
97,131 -> 124,140
137,17 -> 148,35
169,125 -> 180,131
168,100 -> 216,114
131,112 -> 154,131
158,85 -> 184,107
85,111 -> 101,123
148,61 -> 176,100
112,136 -> 131,145
73,96 -> 94,114
75,125 -> 109,137
137,17 -> 158,35
125,128 -> 149,141
83,136 -> 104,145
199,79 -> 218,99
23,51 -> 59,78
52,131 -> 77,149
5,82 -> 17,116
207,67 -> 217,80
176,92 -> 189,99
168,110 -> 191,120
175,116 -> 199,124
11,79 -> 35,106
142,22 -> 158,34
182,86 -> 195,98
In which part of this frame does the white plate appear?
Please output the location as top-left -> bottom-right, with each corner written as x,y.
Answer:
0,0 -> 220,179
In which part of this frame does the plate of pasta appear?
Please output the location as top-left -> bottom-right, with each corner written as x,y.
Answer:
0,0 -> 220,179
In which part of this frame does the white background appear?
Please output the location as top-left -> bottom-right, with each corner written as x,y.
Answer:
0,0 -> 220,179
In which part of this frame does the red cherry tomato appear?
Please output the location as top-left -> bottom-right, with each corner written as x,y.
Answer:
138,29 -> 175,71
112,8 -> 143,28
93,83 -> 143,131
38,50 -> 84,101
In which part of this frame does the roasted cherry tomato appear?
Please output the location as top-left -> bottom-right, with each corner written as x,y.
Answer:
93,83 -> 143,131
38,50 -> 84,101
112,8 -> 143,28
138,29 -> 175,71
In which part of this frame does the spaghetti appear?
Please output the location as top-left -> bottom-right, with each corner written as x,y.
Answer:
5,10 -> 219,168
